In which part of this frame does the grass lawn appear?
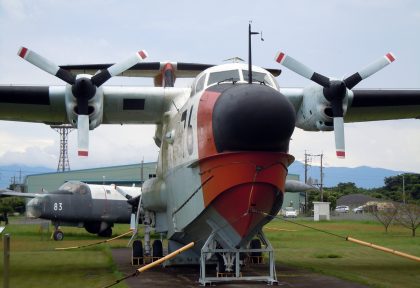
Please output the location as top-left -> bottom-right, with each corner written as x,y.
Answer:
0,217 -> 419,288
0,221 -> 133,288
265,218 -> 420,288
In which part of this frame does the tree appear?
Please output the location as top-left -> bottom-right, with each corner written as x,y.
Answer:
0,197 -> 26,214
366,203 -> 397,233
383,174 -> 420,202
395,203 -> 420,237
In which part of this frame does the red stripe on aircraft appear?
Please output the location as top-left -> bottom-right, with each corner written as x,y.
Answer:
197,90 -> 222,158
78,151 -> 88,157
19,47 -> 28,58
386,53 -> 395,63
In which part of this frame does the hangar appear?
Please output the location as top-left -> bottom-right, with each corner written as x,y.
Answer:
24,163 -> 305,212
24,162 -> 157,193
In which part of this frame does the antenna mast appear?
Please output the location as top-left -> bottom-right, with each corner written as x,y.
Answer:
248,22 -> 264,84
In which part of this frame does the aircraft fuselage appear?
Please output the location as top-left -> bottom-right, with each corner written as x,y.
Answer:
142,63 -> 296,253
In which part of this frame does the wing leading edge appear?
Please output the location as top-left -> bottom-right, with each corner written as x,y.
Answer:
346,89 -> 420,122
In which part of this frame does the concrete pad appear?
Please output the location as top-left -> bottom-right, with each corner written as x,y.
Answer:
111,248 -> 369,288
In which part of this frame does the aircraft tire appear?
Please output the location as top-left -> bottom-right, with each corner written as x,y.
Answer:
132,240 -> 143,258
250,239 -> 262,257
98,227 -> 112,238
53,230 -> 64,241
152,240 -> 163,258
215,253 -> 226,273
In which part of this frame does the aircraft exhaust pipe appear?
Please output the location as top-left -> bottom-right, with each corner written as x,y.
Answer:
346,236 -> 420,262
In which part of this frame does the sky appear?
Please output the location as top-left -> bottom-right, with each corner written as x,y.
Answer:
0,0 -> 419,176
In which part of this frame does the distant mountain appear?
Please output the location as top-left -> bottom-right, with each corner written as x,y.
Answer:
288,161 -> 405,189
0,162 -> 408,190
0,165 -> 54,189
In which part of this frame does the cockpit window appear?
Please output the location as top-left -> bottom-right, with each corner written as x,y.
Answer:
207,70 -> 240,86
59,181 -> 89,195
195,74 -> 206,93
242,70 -> 274,87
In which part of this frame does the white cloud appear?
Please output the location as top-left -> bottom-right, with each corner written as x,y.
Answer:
0,0 -> 26,20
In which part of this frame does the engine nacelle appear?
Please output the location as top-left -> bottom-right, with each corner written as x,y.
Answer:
295,85 -> 348,131
64,75 -> 104,130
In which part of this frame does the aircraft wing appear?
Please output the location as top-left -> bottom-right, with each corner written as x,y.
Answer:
0,189 -> 39,198
60,62 -> 282,78
281,88 -> 420,123
0,85 -> 188,125
345,89 -> 420,122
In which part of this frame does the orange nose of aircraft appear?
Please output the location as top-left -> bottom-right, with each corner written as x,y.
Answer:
197,83 -> 296,244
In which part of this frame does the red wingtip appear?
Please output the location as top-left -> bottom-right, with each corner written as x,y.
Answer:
138,50 -> 148,60
385,53 -> 396,63
78,151 -> 88,157
336,151 -> 346,158
18,47 -> 28,58
275,52 -> 285,63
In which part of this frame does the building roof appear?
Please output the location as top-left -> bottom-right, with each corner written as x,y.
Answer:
336,193 -> 379,207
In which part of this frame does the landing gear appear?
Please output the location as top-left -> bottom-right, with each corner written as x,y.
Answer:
132,240 -> 144,265
250,238 -> 262,256
215,253 -> 226,273
53,229 -> 64,241
98,227 -> 112,237
152,239 -> 163,258
52,222 -> 64,241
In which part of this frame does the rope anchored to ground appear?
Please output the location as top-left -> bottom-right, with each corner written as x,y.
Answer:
101,242 -> 195,288
255,210 -> 420,263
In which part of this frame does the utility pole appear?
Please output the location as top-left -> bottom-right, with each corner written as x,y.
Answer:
305,152 -> 324,201
304,151 -> 310,213
402,174 -> 406,204
140,158 -> 144,187
320,153 -> 324,202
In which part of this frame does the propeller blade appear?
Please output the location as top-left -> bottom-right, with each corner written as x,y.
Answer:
91,50 -> 148,87
77,115 -> 89,157
344,52 -> 396,89
334,117 -> 345,158
17,47 -> 76,84
275,51 -> 330,87
130,213 -> 136,230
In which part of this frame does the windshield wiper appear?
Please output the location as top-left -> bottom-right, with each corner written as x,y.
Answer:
217,78 -> 238,85
251,78 -> 266,85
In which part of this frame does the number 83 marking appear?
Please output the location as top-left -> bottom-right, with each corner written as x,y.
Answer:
53,202 -> 63,211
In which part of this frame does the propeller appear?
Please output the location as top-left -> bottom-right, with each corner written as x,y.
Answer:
18,47 -> 148,156
275,52 -> 395,158
114,185 -> 142,239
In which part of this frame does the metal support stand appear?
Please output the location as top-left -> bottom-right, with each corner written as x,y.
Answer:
199,231 -> 277,286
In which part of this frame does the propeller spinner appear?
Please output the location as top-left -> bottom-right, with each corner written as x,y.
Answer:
18,47 -> 148,157
275,51 -> 395,158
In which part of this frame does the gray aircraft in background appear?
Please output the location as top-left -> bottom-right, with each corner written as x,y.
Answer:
0,181 -> 141,240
